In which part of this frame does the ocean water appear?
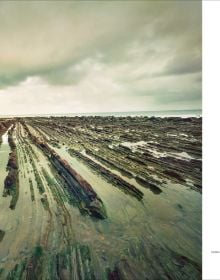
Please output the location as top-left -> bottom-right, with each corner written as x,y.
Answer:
66,109 -> 202,118
0,109 -> 202,118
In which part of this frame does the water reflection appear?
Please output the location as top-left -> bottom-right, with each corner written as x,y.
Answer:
55,145 -> 202,265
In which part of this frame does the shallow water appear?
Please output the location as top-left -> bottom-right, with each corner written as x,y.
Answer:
0,130 -> 10,199
54,145 -> 202,265
0,128 -> 49,270
0,130 -> 202,276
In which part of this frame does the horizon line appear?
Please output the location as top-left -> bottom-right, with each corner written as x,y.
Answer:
0,108 -> 202,118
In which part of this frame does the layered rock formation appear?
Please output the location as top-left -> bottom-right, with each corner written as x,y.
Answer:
23,123 -> 107,219
3,124 -> 19,209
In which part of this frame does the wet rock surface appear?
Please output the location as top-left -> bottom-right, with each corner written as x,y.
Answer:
0,119 -> 14,145
28,116 -> 202,192
23,122 -> 107,219
3,124 -> 19,209
0,117 -> 202,279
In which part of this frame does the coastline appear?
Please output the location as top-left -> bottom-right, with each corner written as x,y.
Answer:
0,109 -> 202,119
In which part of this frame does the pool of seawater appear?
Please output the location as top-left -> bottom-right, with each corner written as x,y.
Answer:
0,131 -> 11,201
55,146 -> 202,266
0,128 -> 50,270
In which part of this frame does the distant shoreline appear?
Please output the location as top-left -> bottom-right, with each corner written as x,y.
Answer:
0,109 -> 202,118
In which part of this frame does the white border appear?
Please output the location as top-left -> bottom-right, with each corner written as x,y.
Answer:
203,1 -> 220,279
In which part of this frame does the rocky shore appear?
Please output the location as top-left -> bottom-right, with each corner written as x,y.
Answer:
23,122 -> 107,219
3,124 -> 19,209
0,116 -> 202,279
28,116 -> 202,193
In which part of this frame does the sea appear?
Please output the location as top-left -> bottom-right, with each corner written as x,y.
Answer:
70,109 -> 202,118
0,109 -> 202,118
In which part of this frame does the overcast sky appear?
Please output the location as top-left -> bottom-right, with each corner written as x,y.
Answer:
0,1 -> 201,115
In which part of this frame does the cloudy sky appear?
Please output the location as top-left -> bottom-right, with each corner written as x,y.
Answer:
0,1 -> 201,115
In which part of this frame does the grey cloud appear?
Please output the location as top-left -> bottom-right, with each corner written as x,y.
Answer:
0,1 -> 201,84
155,90 -> 201,104
0,1 -> 201,114
158,53 -> 201,77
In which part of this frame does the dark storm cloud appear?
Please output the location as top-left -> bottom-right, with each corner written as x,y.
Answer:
0,0 -> 201,114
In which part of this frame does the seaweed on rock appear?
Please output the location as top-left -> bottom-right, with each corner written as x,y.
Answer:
3,125 -> 19,209
23,123 -> 107,219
